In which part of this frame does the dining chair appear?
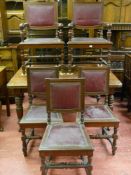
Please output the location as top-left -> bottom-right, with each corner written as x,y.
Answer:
79,65 -> 119,155
19,0 -> 64,73
39,78 -> 94,175
67,1 -> 112,65
19,66 -> 63,156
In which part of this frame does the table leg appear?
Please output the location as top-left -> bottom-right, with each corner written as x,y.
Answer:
15,90 -> 24,122
0,101 -> 3,131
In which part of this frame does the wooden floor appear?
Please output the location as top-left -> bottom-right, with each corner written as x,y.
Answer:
0,95 -> 131,175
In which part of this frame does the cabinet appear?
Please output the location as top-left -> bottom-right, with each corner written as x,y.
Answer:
0,0 -> 8,44
0,45 -> 18,98
6,0 -> 24,42
0,45 -> 18,81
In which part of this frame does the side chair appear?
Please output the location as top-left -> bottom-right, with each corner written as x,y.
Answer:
79,65 -> 119,155
19,66 -> 63,156
39,78 -> 94,175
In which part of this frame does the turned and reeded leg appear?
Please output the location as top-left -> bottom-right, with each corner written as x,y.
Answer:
40,157 -> 47,175
108,94 -> 114,110
21,128 -> 27,156
68,47 -> 73,66
88,155 -> 93,175
61,48 -> 64,65
15,92 -> 24,122
112,127 -> 118,155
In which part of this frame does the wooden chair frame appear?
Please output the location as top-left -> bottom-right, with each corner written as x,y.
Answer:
19,66 -> 62,156
67,1 -> 112,66
19,1 -> 64,73
79,66 -> 119,155
39,78 -> 94,175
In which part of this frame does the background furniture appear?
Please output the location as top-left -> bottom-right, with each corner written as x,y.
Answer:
0,45 -> 18,99
39,78 -> 94,175
121,54 -> 131,111
0,66 -> 10,117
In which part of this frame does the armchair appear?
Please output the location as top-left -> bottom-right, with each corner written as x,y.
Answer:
19,0 -> 64,74
67,1 -> 112,65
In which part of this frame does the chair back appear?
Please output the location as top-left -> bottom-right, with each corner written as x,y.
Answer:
23,1 -> 58,30
80,65 -> 109,96
27,66 -> 59,100
73,2 -> 103,29
46,78 -> 85,122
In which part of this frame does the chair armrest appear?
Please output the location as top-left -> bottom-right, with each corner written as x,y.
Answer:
19,23 -> 29,41
57,23 -> 63,40
68,22 -> 75,29
68,22 -> 75,41
102,22 -> 112,41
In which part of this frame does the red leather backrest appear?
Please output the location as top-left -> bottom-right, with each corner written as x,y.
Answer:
81,70 -> 107,93
50,83 -> 81,109
25,4 -> 55,27
73,2 -> 102,26
29,69 -> 57,93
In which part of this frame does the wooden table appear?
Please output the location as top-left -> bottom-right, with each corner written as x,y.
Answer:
7,66 -> 122,121
0,66 -> 10,130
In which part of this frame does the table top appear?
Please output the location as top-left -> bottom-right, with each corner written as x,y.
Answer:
7,66 -> 122,90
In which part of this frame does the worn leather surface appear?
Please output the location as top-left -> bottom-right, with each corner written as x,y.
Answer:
43,124 -> 87,146
50,83 -> 81,109
20,105 -> 63,123
30,70 -> 57,93
73,3 -> 102,26
81,70 -> 106,92
84,105 -> 112,119
27,4 -> 55,26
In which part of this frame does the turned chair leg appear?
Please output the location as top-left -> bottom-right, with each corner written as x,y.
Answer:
112,127 -> 118,155
21,128 -> 27,156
